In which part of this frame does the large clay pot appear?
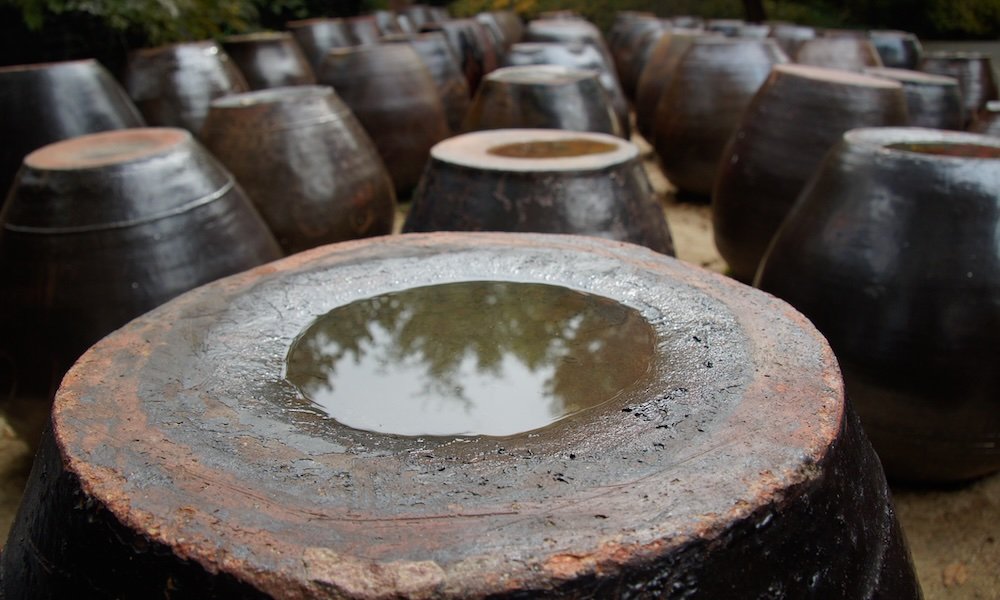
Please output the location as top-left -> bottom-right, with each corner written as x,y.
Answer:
402,4 -> 433,30
705,19 -> 745,37
123,41 -> 249,134
285,18 -> 357,70
317,43 -> 449,196
865,67 -> 963,129
756,127 -> 1000,483
404,129 -> 672,254
970,100 -> 1000,136
464,66 -> 622,137
345,15 -> 382,45
0,59 -> 144,209
653,38 -> 788,197
869,30 -> 923,70
524,18 -> 617,83
634,30 -> 709,141
0,128 -> 281,439
609,15 -> 667,100
920,51 -> 999,126
383,32 -> 470,134
372,10 -> 404,35
422,18 -> 498,94
769,23 -> 816,57
794,37 -> 883,71
475,11 -> 522,52
221,31 -> 315,90
201,86 -> 396,255
0,232 -> 919,598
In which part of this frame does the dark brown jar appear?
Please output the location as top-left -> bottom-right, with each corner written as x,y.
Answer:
794,37 -> 884,71
634,30 -> 710,141
382,32 -> 471,134
285,18 -> 357,70
756,127 -> 1000,483
865,67 -> 963,129
221,31 -> 315,90
869,30 -> 923,70
921,51 -> 999,126
608,15 -> 667,101
422,18 -> 499,95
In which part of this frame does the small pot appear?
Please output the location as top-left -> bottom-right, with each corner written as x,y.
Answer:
756,127 -> 1000,483
865,67 -> 963,129
123,41 -> 249,134
221,31 -> 315,90
794,37 -> 884,71
382,32 -> 471,134
869,30 -> 923,70
201,86 -> 396,255
285,18 -> 357,70
634,30 -> 710,141
463,66 -> 622,137
920,51 -> 999,126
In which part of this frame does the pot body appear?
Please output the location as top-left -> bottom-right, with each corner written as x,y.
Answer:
286,18 -> 357,69
970,100 -> 1000,136
221,32 -> 315,90
609,16 -> 667,100
866,67 -> 963,129
201,86 -> 396,255
713,65 -> 909,282
794,37 -> 884,71
870,30 -> 923,70
921,52 -> 999,126
383,32 -> 470,134
756,127 -> 1000,483
634,30 -> 707,141
345,15 -> 383,45
422,19 -> 498,95
524,18 -> 617,83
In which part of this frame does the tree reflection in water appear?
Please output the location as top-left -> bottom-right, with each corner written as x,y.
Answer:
286,281 -> 654,436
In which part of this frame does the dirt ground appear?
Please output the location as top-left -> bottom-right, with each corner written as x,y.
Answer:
0,138 -> 996,599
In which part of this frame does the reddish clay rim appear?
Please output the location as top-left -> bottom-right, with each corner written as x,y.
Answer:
0,58 -> 98,74
24,128 -> 190,170
432,129 -> 637,172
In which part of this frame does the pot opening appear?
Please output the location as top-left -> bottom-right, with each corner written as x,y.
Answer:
488,139 -> 619,159
26,129 -> 186,169
886,141 -> 1000,159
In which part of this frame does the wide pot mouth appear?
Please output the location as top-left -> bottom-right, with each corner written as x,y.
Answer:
486,64 -> 597,85
431,129 -> 637,172
24,127 -> 191,170
845,126 -> 1000,161
774,63 -> 902,89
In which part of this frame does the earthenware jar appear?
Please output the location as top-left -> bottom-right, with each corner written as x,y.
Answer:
524,18 -> 616,81
464,66 -> 622,137
608,15 -> 666,99
869,30 -> 923,69
345,15 -> 382,44
970,100 -> 1000,136
756,127 -> 1000,483
653,38 -> 788,197
123,41 -> 249,134
422,18 -> 498,94
713,65 -> 908,282
382,32 -> 470,134
402,4 -> 433,30
737,23 -> 771,39
503,42 -> 629,138
285,18 -> 357,70
317,43 -> 449,196
769,23 -> 816,57
634,30 -> 709,141
706,19 -> 744,37
221,31 -> 315,90
404,129 -> 672,253
921,52 -> 999,125
865,67 -> 963,129
201,86 -> 395,255
0,232 -> 920,597
0,128 -> 281,431
0,59 -> 144,209
372,10 -> 404,35
793,37 -> 883,71
475,11 -> 522,52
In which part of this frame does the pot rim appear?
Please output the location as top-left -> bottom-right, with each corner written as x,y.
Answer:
844,126 -> 1000,161
23,127 -> 192,171
0,58 -> 99,74
774,63 -> 902,89
864,66 -> 958,87
431,128 -> 637,172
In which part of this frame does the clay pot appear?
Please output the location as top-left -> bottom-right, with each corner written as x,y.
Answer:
475,11 -> 522,51
403,129 -> 672,253
713,65 -> 909,282
200,86 -> 396,255
422,18 -> 498,95
123,41 -> 249,134
345,15 -> 382,45
402,4 -> 433,30
634,30 -> 709,141
0,232 -> 919,597
706,19 -> 745,37
920,52 -> 999,126
503,42 -> 629,138
285,18 -> 357,70
737,24 -> 772,39
464,66 -> 622,137
609,15 -> 667,100
317,43 -> 449,196
865,67 -> 963,129
756,127 -> 1000,483
0,59 -> 144,209
869,30 -> 923,70
382,32 -> 471,134
794,37 -> 884,71
653,38 -> 788,197
0,128 -> 281,431
221,32 -> 315,90
372,10 -> 404,35
970,100 -> 1000,136
524,18 -> 617,82
769,23 -> 816,57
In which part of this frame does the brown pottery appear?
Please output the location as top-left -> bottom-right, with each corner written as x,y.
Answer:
372,10 -> 405,35
422,18 -> 498,94
705,19 -> 745,37
713,64 -> 908,282
869,30 -> 923,70
201,86 -> 396,255
1,232 -> 919,597
920,51 -> 999,125
769,23 -> 816,57
756,127 -> 1000,483
221,31 -> 315,90
345,15 -> 383,45
865,67 -> 963,129
524,18 -> 617,83
463,66 -> 622,137
794,37 -> 883,71
285,18 -> 357,70
608,15 -> 667,100
123,41 -> 249,134
383,32 -> 470,134
317,43 -> 449,196
634,30 -> 710,141
970,100 -> 1000,136
402,4 -> 434,30
0,59 -> 144,208
404,129 -> 671,253
475,10 -> 523,52
653,38 -> 788,197
0,128 -> 281,438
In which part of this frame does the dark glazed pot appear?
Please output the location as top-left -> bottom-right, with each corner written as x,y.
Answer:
404,130 -> 671,253
317,43 -> 450,196
769,23 -> 816,57
634,30 -> 708,141
383,32 -> 470,134
921,52 -> 999,126
0,59 -> 144,209
423,19 -> 498,95
221,31 -> 315,90
794,37 -> 883,71
525,18 -> 617,82
0,232 -> 919,598
345,15 -> 382,45
0,128 -> 281,437
285,18 -> 357,70
970,100 -> 1000,136
463,66 -> 622,137
756,127 -> 1000,483
653,38 -> 788,197
865,67 -> 963,129
869,30 -> 923,69
123,41 -> 249,134
608,15 -> 667,100
713,65 -> 908,282
200,87 -> 396,255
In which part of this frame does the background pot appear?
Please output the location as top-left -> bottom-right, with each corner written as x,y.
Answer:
221,31 -> 315,90
970,100 -> 1000,136
421,18 -> 498,95
713,65 -> 908,282
793,37 -> 884,71
869,30 -> 923,70
865,67 -> 963,129
524,18 -> 617,83
285,18 -> 357,70
920,51 -> 999,126
608,15 -> 668,101
201,86 -> 396,255
382,32 -> 470,134
756,127 -> 1000,483
634,30 -> 710,141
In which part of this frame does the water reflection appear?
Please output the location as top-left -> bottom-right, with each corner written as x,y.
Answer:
285,281 -> 655,436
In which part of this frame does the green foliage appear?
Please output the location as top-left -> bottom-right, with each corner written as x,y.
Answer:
925,0 -> 1000,37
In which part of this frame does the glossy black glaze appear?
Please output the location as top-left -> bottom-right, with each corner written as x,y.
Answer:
421,18 -> 498,95
383,32 -> 470,134
608,15 -> 666,100
0,59 -> 144,209
285,18 -> 358,70
769,23 -> 816,57
713,65 -> 908,282
634,30 -> 708,141
865,67 -> 963,129
970,100 -> 1000,136
794,37 -> 884,71
345,15 -> 382,45
921,52 -> 999,126
201,86 -> 396,255
221,32 -> 315,90
653,38 -> 788,197
756,127 -> 1000,483
123,41 -> 249,134
870,30 -> 923,70
524,18 -> 617,84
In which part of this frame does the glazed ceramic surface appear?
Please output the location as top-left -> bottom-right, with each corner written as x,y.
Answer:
921,51 -> 999,125
865,67 -> 963,129
869,30 -> 923,70
221,32 -> 315,90
794,37 -> 883,71
634,30 -> 709,141
422,19 -> 498,94
285,18 -> 357,69
383,32 -> 470,134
